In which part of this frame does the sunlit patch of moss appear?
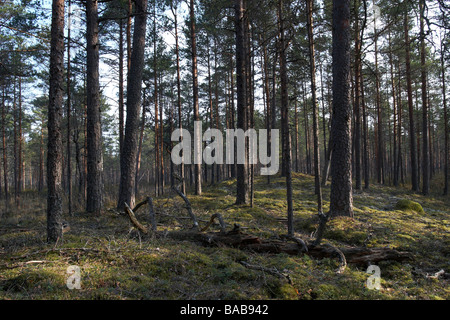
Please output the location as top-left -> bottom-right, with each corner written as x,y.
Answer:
394,199 -> 425,214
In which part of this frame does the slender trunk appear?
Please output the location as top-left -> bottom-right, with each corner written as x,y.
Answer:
207,40 -> 214,184
373,2 -> 383,184
388,30 -> 398,187
235,0 -> 248,204
67,0 -> 72,215
47,0 -> 65,242
159,77 -> 165,195
353,0 -> 362,190
119,19 -> 125,156
420,0 -> 429,195
1,86 -> 8,201
442,40 -> 448,195
13,78 -> 18,205
18,77 -> 22,207
171,3 -> 185,194
86,0 -> 103,214
306,0 -> 323,212
190,0 -> 202,195
397,61 -> 403,185
278,0 -> 294,235
404,10 -> 419,191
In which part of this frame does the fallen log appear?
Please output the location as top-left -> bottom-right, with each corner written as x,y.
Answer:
123,199 -> 412,267
164,227 -> 412,267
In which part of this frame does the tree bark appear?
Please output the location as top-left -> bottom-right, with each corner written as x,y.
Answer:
330,0 -> 353,218
235,0 -> 248,205
419,0 -> 429,195
190,0 -> 202,196
47,0 -> 65,242
353,0 -> 362,191
170,2 -> 185,194
306,0 -> 323,212
67,0 -> 72,215
117,0 -> 148,210
278,0 -> 294,235
86,0 -> 103,214
442,37 -> 448,195
404,9 -> 419,192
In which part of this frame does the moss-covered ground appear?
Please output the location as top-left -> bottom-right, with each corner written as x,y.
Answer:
0,173 -> 448,300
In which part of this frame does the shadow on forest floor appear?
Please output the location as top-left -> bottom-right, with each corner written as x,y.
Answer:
0,173 -> 449,300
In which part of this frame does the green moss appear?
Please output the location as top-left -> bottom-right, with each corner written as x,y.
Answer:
394,199 -> 424,214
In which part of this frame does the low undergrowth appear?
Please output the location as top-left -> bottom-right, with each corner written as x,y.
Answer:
0,174 -> 449,300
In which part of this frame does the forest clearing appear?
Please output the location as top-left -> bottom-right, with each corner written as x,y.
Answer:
0,174 -> 448,300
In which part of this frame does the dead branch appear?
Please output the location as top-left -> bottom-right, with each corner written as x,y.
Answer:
132,198 -> 149,213
200,213 -> 227,233
124,202 -> 148,234
172,184 -> 199,230
323,244 -> 347,274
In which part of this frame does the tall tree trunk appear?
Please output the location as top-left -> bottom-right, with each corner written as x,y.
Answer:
235,0 -> 248,205
47,0 -> 64,242
442,38 -> 448,195
67,0 -> 72,215
86,0 -> 103,214
153,10 -> 160,197
171,2 -> 185,194
330,0 -> 353,218
1,86 -> 8,201
306,0 -> 323,212
373,1 -> 383,185
190,0 -> 202,196
420,0 -> 429,195
353,0 -> 362,191
18,77 -> 23,207
119,18 -> 125,157
388,30 -> 398,187
404,8 -> 419,192
397,61 -> 404,185
13,78 -> 18,205
278,0 -> 294,235
117,0 -> 148,210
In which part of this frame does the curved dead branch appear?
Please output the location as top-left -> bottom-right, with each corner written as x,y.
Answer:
124,202 -> 148,234
200,213 -> 227,233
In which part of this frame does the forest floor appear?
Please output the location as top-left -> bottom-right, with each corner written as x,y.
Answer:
0,173 -> 449,300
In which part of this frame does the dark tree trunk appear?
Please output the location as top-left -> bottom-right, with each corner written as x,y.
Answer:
306,0 -> 323,212
442,39 -> 448,195
190,0 -> 202,196
86,0 -> 103,214
235,0 -> 248,205
404,10 -> 419,192
420,0 -> 429,195
278,0 -> 294,235
119,18 -> 125,157
170,2 -> 185,194
67,0 -> 72,215
353,0 -> 362,191
47,0 -> 65,242
1,86 -> 8,201
330,0 -> 353,218
117,0 -> 148,210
